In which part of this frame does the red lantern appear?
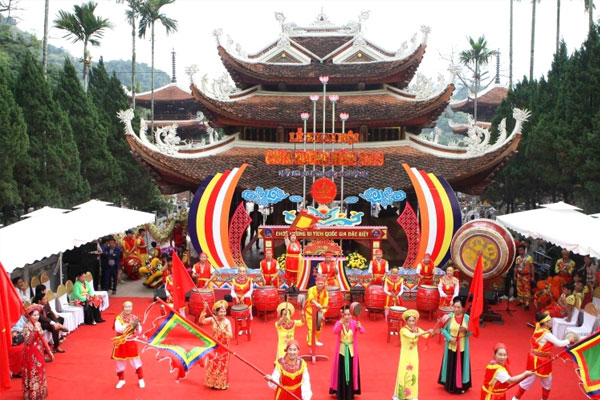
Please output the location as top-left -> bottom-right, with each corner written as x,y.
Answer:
311,178 -> 337,204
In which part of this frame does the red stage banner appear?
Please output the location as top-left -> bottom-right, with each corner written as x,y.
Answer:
288,128 -> 360,145
265,149 -> 384,167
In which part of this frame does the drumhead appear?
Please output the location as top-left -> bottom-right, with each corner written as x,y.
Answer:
231,304 -> 249,311
197,289 -> 212,294
439,306 -> 453,313
419,285 -> 437,289
390,306 -> 407,312
350,302 -> 362,317
259,286 -> 275,289
327,286 -> 340,291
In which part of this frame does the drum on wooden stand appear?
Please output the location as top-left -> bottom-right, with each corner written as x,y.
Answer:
252,286 -> 279,312
365,285 -> 386,310
231,304 -> 250,319
388,306 -> 407,321
325,286 -> 344,319
416,285 -> 440,312
123,257 -> 142,280
188,289 -> 215,317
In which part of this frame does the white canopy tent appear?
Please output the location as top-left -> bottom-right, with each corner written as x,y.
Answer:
0,202 -> 155,273
496,202 -> 600,259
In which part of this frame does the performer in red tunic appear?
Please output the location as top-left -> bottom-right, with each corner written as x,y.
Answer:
112,301 -> 144,389
22,305 -> 53,400
284,232 -> 302,287
383,268 -> 404,320
192,253 -> 216,289
480,343 -> 533,400
438,267 -> 460,308
266,339 -> 312,400
261,249 -> 280,287
415,253 -> 435,286
135,228 -> 148,266
512,312 -> 576,400
554,250 -> 575,283
318,252 -> 338,287
368,249 -> 388,285
199,300 -> 233,390
231,266 -> 254,314
515,245 -> 534,311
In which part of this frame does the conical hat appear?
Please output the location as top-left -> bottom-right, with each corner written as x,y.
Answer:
277,301 -> 295,316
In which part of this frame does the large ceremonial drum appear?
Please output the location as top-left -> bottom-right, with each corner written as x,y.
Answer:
416,285 -> 440,312
231,304 -> 250,319
252,286 -> 279,312
122,257 -> 142,280
188,289 -> 215,317
450,219 -> 515,279
365,285 -> 386,310
388,306 -> 407,320
325,286 -> 344,318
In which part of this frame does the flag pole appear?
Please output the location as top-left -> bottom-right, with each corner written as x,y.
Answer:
505,349 -> 568,390
155,299 -> 301,400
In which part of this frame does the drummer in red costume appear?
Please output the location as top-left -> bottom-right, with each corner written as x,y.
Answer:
383,268 -> 404,320
512,312 -> 576,400
260,249 -> 280,287
284,232 -> 302,287
135,228 -> 148,266
192,253 -> 216,289
438,267 -> 460,308
317,252 -> 338,287
480,343 -> 533,400
415,253 -> 435,286
112,301 -> 145,389
231,266 -> 254,317
266,339 -> 312,400
368,249 -> 388,285
122,230 -> 136,259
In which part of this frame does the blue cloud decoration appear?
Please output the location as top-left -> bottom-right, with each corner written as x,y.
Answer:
241,187 -> 290,206
358,187 -> 406,207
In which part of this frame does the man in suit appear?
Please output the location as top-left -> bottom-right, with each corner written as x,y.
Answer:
33,292 -> 68,353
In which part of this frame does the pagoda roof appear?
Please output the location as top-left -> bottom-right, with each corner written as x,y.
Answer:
450,85 -> 508,110
218,43 -> 425,89
124,130 -> 521,196
135,83 -> 194,102
190,84 -> 454,130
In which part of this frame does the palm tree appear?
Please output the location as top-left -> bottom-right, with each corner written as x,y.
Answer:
138,0 -> 178,132
529,0 -> 541,82
460,36 -> 497,122
42,0 -> 49,77
584,0 -> 594,33
54,1 -> 112,92
117,0 -> 143,108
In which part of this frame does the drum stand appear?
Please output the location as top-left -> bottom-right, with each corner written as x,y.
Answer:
300,307 -> 328,365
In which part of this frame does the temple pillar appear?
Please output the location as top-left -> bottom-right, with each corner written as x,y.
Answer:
359,125 -> 368,142
276,125 -> 285,142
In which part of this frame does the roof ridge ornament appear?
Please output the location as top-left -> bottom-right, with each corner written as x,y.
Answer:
212,28 -> 223,46
312,7 -> 333,26
358,10 -> 370,33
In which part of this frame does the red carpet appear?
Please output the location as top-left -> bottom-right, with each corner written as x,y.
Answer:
4,297 -> 588,400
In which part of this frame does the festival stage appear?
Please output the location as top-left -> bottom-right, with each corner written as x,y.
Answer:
3,297 -> 588,400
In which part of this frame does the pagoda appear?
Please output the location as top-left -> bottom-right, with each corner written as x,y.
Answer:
121,11 -> 526,196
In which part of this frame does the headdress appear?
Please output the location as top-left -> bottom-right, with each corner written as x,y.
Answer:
26,304 -> 41,315
122,300 -> 133,307
535,312 -> 551,329
402,309 -> 419,322
374,249 -> 383,255
324,252 -> 333,257
212,300 -> 229,312
277,302 -> 295,316
493,342 -> 510,367
446,267 -> 454,273
265,249 -> 273,255
315,276 -> 326,284
285,339 -> 300,352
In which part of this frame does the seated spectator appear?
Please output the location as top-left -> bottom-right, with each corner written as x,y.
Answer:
555,250 -> 575,282
72,271 -> 105,325
33,292 -> 68,353
12,277 -> 29,302
573,277 -> 591,309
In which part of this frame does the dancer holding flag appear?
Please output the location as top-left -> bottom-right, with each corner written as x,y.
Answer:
266,339 -> 312,400
112,301 -> 144,389
480,343 -> 533,400
512,312 -> 576,400
199,300 -> 233,390
438,296 -> 472,393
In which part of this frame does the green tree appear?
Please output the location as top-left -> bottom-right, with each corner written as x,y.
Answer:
0,65 -> 28,223
138,0 -> 177,131
459,35 -> 497,122
88,59 -> 165,211
117,0 -> 143,107
54,57 -> 121,201
54,1 -> 112,92
14,53 -> 89,210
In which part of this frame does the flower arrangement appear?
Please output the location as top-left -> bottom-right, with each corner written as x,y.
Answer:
345,251 -> 367,270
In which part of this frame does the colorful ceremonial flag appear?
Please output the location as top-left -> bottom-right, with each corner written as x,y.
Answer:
171,252 -> 196,311
0,261 -> 24,390
143,300 -> 222,380
291,209 -> 319,230
467,253 -> 484,337
565,330 -> 600,399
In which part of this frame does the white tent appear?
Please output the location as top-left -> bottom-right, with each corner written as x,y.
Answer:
0,202 -> 155,273
496,202 -> 600,258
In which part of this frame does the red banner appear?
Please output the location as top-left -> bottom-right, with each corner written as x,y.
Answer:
265,149 -> 384,167
258,226 -> 388,240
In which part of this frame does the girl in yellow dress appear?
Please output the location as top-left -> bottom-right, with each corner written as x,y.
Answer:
275,302 -> 304,361
394,309 -> 433,400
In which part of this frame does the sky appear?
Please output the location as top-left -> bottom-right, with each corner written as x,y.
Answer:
12,0 -> 595,91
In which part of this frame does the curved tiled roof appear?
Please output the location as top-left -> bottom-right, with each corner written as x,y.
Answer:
125,133 -> 521,196
136,84 -> 194,102
219,44 -> 426,89
190,84 -> 454,130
